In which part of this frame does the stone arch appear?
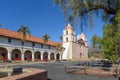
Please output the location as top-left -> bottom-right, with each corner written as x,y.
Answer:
56,54 -> 60,60
35,51 -> 41,60
50,53 -> 54,61
43,52 -> 48,61
11,49 -> 21,60
24,50 -> 32,61
0,47 -> 8,61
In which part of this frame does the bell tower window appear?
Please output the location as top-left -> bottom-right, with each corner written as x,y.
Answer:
66,37 -> 68,42
66,31 -> 68,35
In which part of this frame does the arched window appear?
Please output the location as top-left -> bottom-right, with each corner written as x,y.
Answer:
66,37 -> 68,42
66,31 -> 68,35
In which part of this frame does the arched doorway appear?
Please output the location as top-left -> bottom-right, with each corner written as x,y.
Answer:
50,53 -> 54,61
11,49 -> 21,60
0,47 -> 8,61
35,51 -> 41,60
24,50 -> 32,61
43,52 -> 48,61
56,54 -> 60,60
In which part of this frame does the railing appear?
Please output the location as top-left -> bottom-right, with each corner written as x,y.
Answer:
64,65 -> 86,73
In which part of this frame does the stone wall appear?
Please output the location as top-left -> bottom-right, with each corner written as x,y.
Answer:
0,68 -> 47,80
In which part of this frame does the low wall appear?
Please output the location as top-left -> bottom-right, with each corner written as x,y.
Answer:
0,68 -> 47,80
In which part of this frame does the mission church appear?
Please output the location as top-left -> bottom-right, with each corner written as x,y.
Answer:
0,24 -> 88,61
62,24 -> 88,60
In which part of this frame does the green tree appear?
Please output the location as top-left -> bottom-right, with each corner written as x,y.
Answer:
54,0 -> 120,26
92,34 -> 97,48
17,25 -> 31,60
42,34 -> 50,44
91,23 -> 119,62
17,25 -> 31,42
102,24 -> 117,62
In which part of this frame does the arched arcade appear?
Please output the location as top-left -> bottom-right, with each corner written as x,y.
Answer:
24,50 -> 32,61
11,49 -> 21,60
0,47 -> 8,61
35,51 -> 41,60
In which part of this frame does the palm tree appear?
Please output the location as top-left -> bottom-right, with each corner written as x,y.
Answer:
42,34 -> 50,44
42,34 -> 50,61
17,25 -> 31,42
17,25 -> 31,61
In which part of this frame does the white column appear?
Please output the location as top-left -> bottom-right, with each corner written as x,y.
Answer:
32,52 -> 34,61
41,51 -> 43,61
54,52 -> 56,61
48,52 -> 51,61
8,52 -> 11,60
21,53 -> 24,61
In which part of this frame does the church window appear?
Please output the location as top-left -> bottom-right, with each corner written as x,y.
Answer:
41,44 -> 43,48
49,45 -> 51,49
66,37 -> 68,42
32,43 -> 35,47
66,31 -> 68,35
21,42 -> 24,45
8,38 -> 11,43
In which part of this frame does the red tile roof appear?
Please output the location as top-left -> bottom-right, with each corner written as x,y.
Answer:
0,28 -> 59,46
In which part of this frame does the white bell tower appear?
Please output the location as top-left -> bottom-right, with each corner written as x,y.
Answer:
62,24 -> 76,60
63,24 -> 76,42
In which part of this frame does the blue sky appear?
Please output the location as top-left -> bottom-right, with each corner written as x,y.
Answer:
0,0 -> 104,44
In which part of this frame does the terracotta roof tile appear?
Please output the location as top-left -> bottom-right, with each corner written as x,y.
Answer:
0,28 -> 59,46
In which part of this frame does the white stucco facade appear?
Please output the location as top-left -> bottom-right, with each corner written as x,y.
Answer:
62,24 -> 88,60
0,35 -> 61,61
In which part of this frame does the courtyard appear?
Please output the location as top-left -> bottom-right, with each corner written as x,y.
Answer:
0,61 -> 117,80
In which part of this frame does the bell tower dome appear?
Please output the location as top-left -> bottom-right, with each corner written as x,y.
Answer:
63,24 -> 76,42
